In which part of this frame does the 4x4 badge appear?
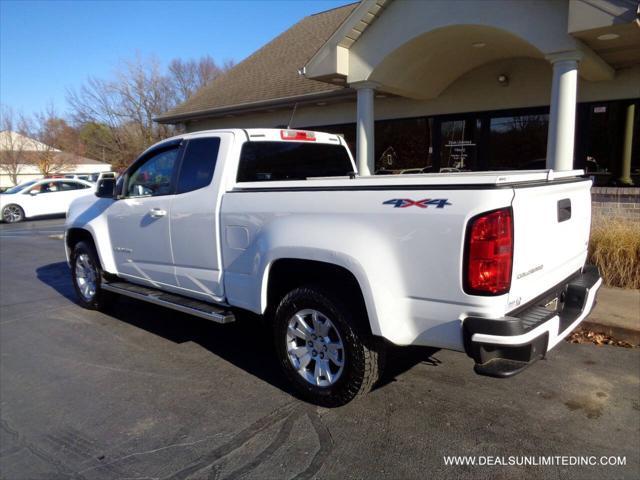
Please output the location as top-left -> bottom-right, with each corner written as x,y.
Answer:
383,198 -> 452,209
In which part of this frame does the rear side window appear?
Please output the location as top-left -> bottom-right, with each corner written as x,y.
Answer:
60,181 -> 89,190
237,142 -> 353,182
177,137 -> 221,193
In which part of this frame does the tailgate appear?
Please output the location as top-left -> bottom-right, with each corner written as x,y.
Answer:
508,178 -> 592,309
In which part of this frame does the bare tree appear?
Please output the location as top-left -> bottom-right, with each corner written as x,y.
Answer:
41,116 -> 84,155
0,107 -> 31,185
67,54 -> 233,170
168,55 -> 229,103
68,55 -> 175,169
29,106 -> 75,176
68,75 -> 138,170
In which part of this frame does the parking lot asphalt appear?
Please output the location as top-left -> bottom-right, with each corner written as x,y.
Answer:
1,219 -> 639,480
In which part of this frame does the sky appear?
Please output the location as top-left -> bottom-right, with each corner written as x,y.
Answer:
0,0 -> 350,117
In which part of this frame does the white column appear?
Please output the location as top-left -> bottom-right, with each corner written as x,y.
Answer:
352,81 -> 377,176
619,103 -> 635,185
545,52 -> 582,171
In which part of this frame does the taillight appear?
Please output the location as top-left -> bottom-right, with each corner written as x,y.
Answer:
280,130 -> 316,141
464,208 -> 513,295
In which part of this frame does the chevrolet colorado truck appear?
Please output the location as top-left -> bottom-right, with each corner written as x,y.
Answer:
65,128 -> 602,406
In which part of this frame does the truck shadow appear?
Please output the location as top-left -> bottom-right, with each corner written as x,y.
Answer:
36,261 -> 79,302
36,261 -> 443,401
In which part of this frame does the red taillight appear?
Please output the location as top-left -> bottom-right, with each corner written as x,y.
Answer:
280,129 -> 316,141
464,208 -> 513,295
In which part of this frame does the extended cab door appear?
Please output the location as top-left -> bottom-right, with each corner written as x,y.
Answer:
169,134 -> 230,302
107,141 -> 182,287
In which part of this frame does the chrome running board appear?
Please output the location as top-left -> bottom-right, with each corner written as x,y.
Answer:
103,281 -> 235,324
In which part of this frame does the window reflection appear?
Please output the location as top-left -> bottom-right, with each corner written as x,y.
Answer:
489,114 -> 548,170
374,117 -> 431,173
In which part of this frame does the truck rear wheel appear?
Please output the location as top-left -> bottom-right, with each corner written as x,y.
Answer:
273,286 -> 384,407
70,241 -> 114,310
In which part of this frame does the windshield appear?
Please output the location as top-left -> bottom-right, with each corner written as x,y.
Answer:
3,180 -> 38,194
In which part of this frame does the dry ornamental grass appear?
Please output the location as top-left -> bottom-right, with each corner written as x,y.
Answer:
588,218 -> 640,289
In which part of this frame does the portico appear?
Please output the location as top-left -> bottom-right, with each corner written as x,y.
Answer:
303,0 -> 624,175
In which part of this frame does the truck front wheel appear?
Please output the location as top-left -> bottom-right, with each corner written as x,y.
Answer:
70,241 -> 114,310
273,286 -> 384,407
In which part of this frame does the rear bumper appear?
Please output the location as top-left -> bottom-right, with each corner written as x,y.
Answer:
463,264 -> 602,377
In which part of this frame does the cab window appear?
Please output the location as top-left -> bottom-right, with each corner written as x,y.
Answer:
237,142 -> 352,182
126,147 -> 180,197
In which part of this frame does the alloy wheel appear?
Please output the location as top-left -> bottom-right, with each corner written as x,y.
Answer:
2,205 -> 22,223
75,253 -> 98,301
286,308 -> 345,387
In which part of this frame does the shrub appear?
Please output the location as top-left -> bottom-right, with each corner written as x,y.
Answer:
589,217 -> 640,289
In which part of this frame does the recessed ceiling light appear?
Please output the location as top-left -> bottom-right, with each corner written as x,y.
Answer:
597,33 -> 620,41
472,42 -> 486,48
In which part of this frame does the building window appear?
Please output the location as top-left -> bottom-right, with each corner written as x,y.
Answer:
313,99 -> 638,183
374,117 -> 432,173
488,114 -> 548,170
579,100 -> 639,186
583,103 -> 620,179
313,117 -> 433,174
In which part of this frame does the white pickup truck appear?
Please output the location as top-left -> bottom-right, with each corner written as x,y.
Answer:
65,128 -> 601,406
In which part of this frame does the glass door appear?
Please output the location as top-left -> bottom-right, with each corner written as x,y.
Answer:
439,117 -> 480,172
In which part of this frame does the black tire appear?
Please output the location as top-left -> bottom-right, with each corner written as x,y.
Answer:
70,241 -> 115,310
2,204 -> 24,223
273,285 -> 384,407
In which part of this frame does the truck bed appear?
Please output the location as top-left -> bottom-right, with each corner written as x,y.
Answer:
232,169 -> 586,190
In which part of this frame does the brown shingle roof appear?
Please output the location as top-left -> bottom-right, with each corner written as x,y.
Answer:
156,3 -> 357,123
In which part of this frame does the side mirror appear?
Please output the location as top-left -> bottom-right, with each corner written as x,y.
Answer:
95,178 -> 116,199
29,190 -> 38,196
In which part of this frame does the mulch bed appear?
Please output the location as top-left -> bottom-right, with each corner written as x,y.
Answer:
566,327 -> 636,348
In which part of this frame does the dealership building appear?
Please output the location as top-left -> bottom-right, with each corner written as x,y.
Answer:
158,0 -> 639,190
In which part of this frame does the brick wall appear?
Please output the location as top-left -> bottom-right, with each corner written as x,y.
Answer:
591,187 -> 640,222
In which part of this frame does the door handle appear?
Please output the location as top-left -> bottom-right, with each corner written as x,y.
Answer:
149,208 -> 167,218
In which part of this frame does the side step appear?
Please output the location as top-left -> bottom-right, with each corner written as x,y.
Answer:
102,281 -> 235,324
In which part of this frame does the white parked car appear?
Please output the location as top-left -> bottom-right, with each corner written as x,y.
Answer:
1,178 -> 95,223
65,129 -> 601,406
